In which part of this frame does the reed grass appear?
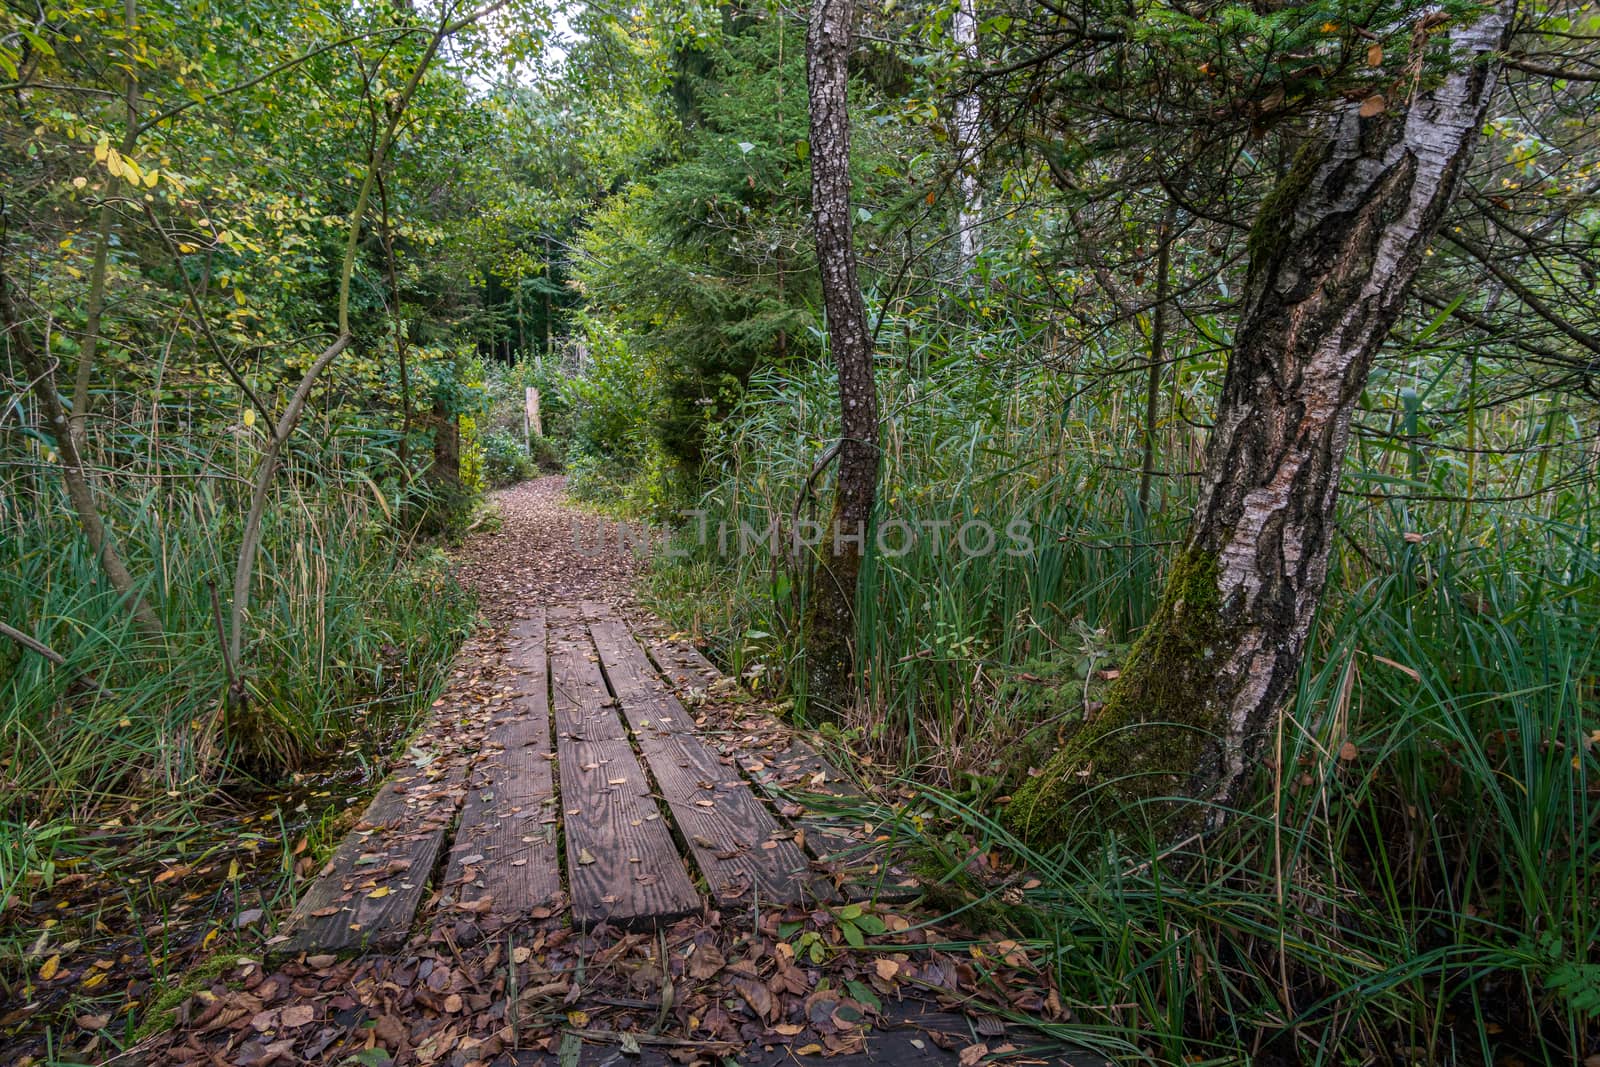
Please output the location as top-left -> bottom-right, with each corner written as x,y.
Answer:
634,307 -> 1599,1060
0,408 -> 474,911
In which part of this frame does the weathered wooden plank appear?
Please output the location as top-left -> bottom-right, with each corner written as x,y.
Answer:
645,635 -> 722,692
588,614 -> 830,906
644,633 -> 918,902
278,761 -> 464,955
548,608 -> 700,927
440,612 -> 560,923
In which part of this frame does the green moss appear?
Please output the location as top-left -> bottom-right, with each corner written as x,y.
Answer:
1002,547 -> 1234,848
136,952 -> 254,1040
1245,139 -> 1325,276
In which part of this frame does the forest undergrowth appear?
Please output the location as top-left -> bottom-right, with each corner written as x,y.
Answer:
580,319 -> 1600,1063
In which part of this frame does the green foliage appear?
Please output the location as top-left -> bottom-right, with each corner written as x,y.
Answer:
481,428 -> 536,487
643,285 -> 1600,1057
570,12 -> 824,468
561,318 -> 661,490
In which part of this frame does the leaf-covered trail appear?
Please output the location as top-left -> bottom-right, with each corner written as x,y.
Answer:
111,479 -> 1099,1067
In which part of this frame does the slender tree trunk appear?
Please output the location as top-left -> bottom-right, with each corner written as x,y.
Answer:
228,3 -> 479,675
1,254 -> 163,640
952,0 -> 982,279
431,393 -> 461,483
804,0 -> 879,719
1137,201 -> 1177,515
1006,6 -> 1512,844
376,172 -> 412,477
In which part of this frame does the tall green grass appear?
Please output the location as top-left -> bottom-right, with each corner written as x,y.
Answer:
852,518 -> 1599,1062
0,413 -> 474,909
647,351 -> 1199,777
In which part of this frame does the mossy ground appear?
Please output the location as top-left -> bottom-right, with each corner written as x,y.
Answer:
136,952 -> 255,1040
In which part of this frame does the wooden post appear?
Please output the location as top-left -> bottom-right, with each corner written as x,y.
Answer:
525,387 -> 542,439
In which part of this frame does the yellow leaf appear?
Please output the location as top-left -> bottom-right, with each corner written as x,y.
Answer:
143,167 -> 159,188
39,955 -> 61,981
81,969 -> 108,990
72,176 -> 87,189
242,408 -> 256,428
233,288 -> 247,306
177,243 -> 197,254
105,147 -> 123,178
202,928 -> 218,950
567,1009 -> 590,1027
367,886 -> 391,898
94,137 -> 108,163
226,858 -> 240,881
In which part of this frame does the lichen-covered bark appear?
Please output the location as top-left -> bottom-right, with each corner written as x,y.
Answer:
1007,6 -> 1512,846
804,0 -> 880,718
952,0 -> 982,280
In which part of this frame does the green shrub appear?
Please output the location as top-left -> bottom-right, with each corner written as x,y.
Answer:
529,432 -> 563,471
481,429 -> 535,486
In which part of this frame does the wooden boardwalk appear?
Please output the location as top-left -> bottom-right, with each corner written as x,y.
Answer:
277,606 -> 889,952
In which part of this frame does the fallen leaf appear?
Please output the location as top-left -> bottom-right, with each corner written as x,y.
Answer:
280,1005 -> 315,1028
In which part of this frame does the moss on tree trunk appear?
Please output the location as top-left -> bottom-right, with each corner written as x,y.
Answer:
1004,548 -> 1232,845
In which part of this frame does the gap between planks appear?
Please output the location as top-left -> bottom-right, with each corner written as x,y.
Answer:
644,634 -> 920,902
584,606 -> 832,907
438,611 -> 562,931
548,606 -> 701,928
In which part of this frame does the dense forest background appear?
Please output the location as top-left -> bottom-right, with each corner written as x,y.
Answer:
2,0 -> 1598,1061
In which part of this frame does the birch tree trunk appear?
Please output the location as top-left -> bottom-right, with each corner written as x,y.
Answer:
804,0 -> 880,718
952,0 -> 982,279
1006,6 -> 1512,844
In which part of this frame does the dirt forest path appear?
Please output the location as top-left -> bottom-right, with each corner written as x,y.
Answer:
118,479 -> 1097,1067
